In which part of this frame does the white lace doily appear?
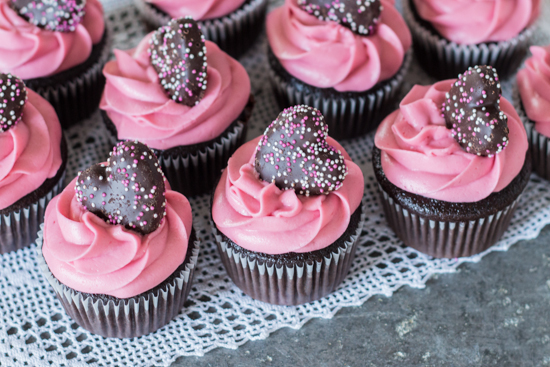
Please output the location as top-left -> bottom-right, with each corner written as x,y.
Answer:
1,1 -> 550,366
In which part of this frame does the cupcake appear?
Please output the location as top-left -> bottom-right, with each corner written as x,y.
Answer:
100,17 -> 253,197
136,0 -> 268,58
0,73 -> 67,254
0,0 -> 111,128
403,0 -> 541,80
212,105 -> 365,305
516,45 -> 550,180
373,66 -> 531,258
37,141 -> 199,338
266,0 -> 412,140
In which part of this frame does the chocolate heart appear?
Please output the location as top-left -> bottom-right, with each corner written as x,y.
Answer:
297,0 -> 382,36
255,105 -> 348,196
441,65 -> 509,157
149,17 -> 208,107
0,73 -> 27,133
75,141 -> 167,235
11,0 -> 86,32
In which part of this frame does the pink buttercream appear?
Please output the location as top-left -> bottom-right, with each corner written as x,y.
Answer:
412,0 -> 540,45
0,89 -> 62,209
0,0 -> 105,79
100,36 -> 251,150
42,179 -> 193,299
517,45 -> 550,138
212,137 -> 364,255
145,0 -> 247,20
375,80 -> 528,203
266,0 -> 411,92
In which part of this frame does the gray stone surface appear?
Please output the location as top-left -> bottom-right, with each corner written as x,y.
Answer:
171,225 -> 550,367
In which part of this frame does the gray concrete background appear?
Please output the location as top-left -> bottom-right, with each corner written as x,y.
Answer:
172,225 -> 550,367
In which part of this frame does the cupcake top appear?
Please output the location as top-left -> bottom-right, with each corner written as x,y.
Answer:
517,45 -> 550,137
412,0 -> 540,45
145,0 -> 247,20
0,73 -> 63,209
0,0 -> 105,79
42,141 -> 194,299
375,66 -> 528,203
212,106 -> 364,255
266,0 -> 411,92
100,17 -> 251,150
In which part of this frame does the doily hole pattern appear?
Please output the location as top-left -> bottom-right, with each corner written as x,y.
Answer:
0,0 -> 550,366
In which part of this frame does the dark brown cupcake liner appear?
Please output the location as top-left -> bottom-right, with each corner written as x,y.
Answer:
213,205 -> 366,306
403,0 -> 535,80
373,147 -> 531,258
0,137 -> 67,254
24,27 -> 112,129
101,96 -> 253,197
513,87 -> 550,181
267,46 -> 412,140
136,0 -> 268,58
36,227 -> 200,338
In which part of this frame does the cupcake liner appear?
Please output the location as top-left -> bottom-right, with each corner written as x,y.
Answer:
36,227 -> 200,338
403,0 -> 535,80
378,185 -> 521,259
136,0 -> 268,58
513,87 -> 550,181
0,137 -> 67,254
267,47 -> 412,140
213,206 -> 366,306
24,27 -> 113,129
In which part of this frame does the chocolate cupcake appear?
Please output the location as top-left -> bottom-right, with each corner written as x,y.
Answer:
373,66 -> 531,258
266,0 -> 412,140
403,0 -> 540,80
515,45 -> 550,180
0,0 -> 111,129
37,141 -> 199,338
212,106 -> 365,305
100,17 -> 254,197
136,0 -> 268,58
0,73 -> 67,254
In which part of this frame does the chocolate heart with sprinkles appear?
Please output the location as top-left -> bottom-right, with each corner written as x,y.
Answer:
149,17 -> 208,107
11,0 -> 86,32
255,105 -> 348,196
76,141 -> 167,235
441,65 -> 509,157
297,0 -> 382,35
0,73 -> 27,133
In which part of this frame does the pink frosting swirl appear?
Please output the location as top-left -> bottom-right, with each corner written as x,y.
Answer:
145,0 -> 247,20
412,0 -> 540,45
212,137 -> 364,255
100,35 -> 251,150
517,45 -> 550,138
266,0 -> 411,92
0,89 -> 62,209
375,81 -> 528,203
0,0 -> 105,80
42,179 -> 193,299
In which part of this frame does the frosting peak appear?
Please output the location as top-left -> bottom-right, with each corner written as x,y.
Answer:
266,0 -> 411,92
412,0 -> 541,45
145,0 -> 247,20
375,80 -> 527,203
517,45 -> 550,138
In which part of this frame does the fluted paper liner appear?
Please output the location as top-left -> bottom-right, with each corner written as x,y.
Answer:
378,185 -> 521,259
25,28 -> 112,129
213,207 -> 366,306
0,172 -> 65,254
403,0 -> 534,80
136,0 -> 268,58
513,87 -> 550,181
268,49 -> 412,140
36,227 -> 200,339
